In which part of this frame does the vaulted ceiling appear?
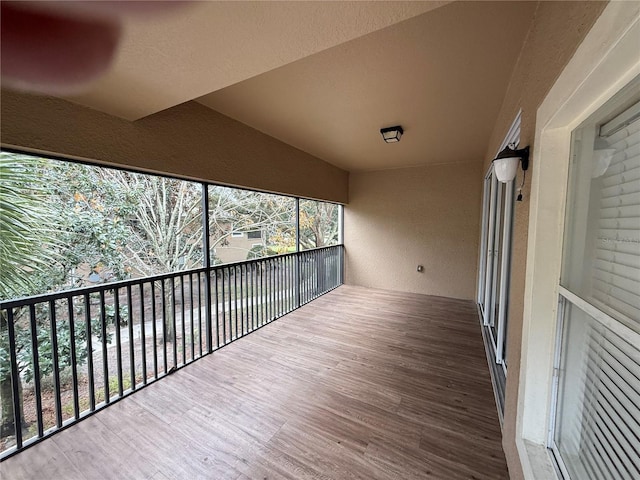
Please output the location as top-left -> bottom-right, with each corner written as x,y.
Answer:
67,1 -> 537,172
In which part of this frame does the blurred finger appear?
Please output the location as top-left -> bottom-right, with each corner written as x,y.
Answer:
1,2 -> 121,94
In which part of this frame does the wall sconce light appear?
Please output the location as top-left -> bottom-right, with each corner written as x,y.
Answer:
492,144 -> 530,183
380,125 -> 403,143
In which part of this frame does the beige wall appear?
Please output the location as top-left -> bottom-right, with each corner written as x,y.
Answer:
480,2 -> 608,479
0,90 -> 348,204
345,162 -> 482,300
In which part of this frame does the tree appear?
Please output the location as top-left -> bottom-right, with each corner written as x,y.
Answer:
0,152 -> 59,435
299,200 -> 339,249
0,153 -> 59,300
0,154 -> 115,436
101,170 -> 204,342
208,186 -> 296,260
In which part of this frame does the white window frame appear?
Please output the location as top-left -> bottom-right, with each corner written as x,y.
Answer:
547,93 -> 640,479
516,4 -> 640,479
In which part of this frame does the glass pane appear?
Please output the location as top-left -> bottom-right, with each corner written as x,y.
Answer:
299,199 -> 339,250
561,96 -> 640,332
554,300 -> 640,480
208,186 -> 295,264
0,152 -> 203,301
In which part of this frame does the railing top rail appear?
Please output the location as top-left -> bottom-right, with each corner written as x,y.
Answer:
0,244 -> 344,309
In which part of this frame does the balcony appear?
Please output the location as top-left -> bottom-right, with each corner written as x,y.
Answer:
0,254 -> 507,479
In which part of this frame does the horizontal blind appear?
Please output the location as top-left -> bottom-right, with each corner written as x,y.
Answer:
578,322 -> 640,480
592,113 -> 640,329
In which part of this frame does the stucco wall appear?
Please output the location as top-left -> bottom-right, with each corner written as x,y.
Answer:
481,2 -> 608,479
344,162 -> 482,300
0,90 -> 348,204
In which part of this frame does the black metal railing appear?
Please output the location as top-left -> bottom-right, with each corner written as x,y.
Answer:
0,245 -> 343,459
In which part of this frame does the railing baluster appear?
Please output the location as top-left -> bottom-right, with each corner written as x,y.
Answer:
28,304 -> 43,437
267,259 -> 272,322
251,263 -> 256,331
198,272 -> 204,356
229,268 -> 234,342
259,262 -> 263,327
222,269 -> 227,345
273,258 -> 277,320
320,250 -> 327,293
234,266 -> 239,339
127,286 -> 135,392
280,257 -> 284,314
139,283 -> 147,386
315,250 -> 320,297
48,300 -> 62,428
6,308 -> 23,449
300,253 -> 304,305
264,261 -> 269,326
307,252 -> 311,302
273,259 -> 278,319
100,290 -> 109,404
205,269 -> 213,354
288,256 -> 292,312
229,267 -> 234,340
212,270 -> 218,350
180,275 -> 186,366
151,281 -> 158,380
113,288 -> 123,397
309,252 -> 312,300
246,264 -> 251,332
280,257 -> 284,315
171,276 -> 178,369
161,280 -> 167,374
277,257 -> 281,317
246,264 -> 251,333
67,297 -> 80,419
239,264 -> 245,336
84,293 -> 95,411
273,257 -> 282,320
190,274 -> 195,361
287,256 -> 291,311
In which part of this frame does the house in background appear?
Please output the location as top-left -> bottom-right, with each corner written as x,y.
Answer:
215,229 -> 265,264
1,1 -> 639,479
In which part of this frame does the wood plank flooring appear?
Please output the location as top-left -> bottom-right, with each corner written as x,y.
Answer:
1,285 -> 508,480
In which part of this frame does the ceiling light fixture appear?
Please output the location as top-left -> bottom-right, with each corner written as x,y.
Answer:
380,125 -> 403,143
492,144 -> 530,183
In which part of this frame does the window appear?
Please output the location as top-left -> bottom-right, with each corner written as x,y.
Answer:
550,77 -> 640,480
0,152 -> 203,299
0,151 -> 344,302
299,199 -> 340,250
208,186 -> 296,264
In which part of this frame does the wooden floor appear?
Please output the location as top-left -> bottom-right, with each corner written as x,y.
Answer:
1,285 -> 508,480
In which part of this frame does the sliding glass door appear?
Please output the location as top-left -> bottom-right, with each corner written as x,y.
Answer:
477,113 -> 520,420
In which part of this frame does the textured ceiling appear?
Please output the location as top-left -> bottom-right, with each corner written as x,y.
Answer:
66,1 -> 537,172
198,1 -> 537,171
67,1 -> 447,121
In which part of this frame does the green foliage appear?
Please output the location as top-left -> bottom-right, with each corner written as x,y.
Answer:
103,304 -> 129,327
43,161 -> 137,288
0,306 -> 112,383
0,153 -> 61,300
62,374 -> 132,416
